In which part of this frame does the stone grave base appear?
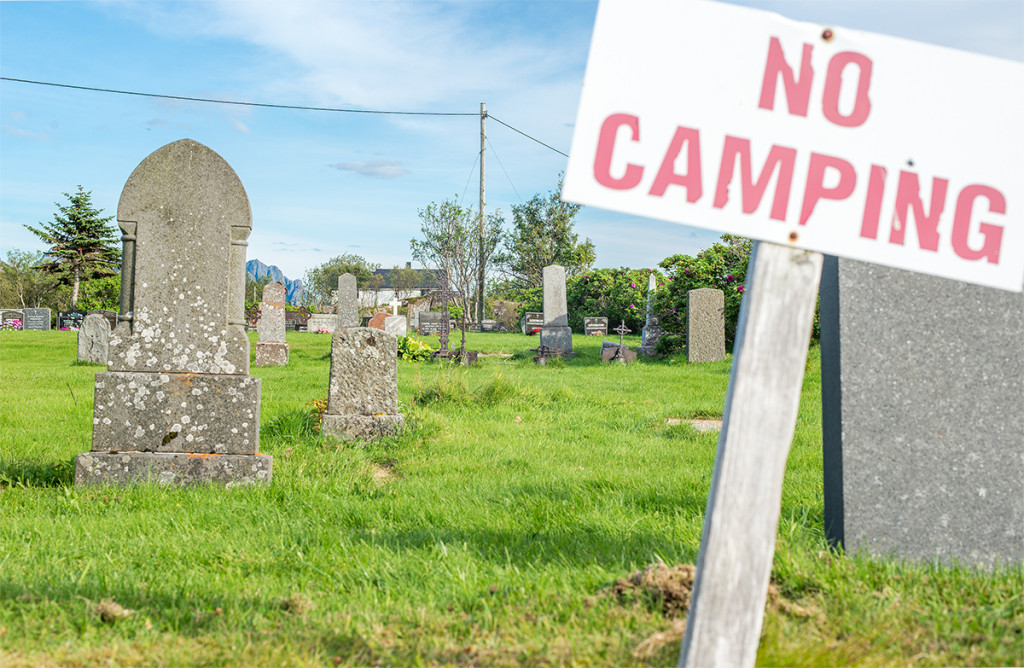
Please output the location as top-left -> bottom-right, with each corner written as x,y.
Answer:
601,341 -> 637,364
75,452 -> 272,487
322,414 -> 404,441
93,372 -> 261,454
539,326 -> 574,356
255,342 -> 289,366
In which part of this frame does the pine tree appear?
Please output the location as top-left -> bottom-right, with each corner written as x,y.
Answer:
24,186 -> 121,309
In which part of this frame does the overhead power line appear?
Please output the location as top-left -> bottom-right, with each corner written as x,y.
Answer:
1,76 -> 571,157
0,76 -> 476,117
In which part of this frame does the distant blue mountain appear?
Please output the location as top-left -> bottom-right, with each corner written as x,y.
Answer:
246,259 -> 304,304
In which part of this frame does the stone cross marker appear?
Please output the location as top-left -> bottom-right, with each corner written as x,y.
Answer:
389,298 -> 401,315
337,272 -> 359,328
255,281 -> 288,366
539,265 -> 573,355
75,138 -> 271,487
687,288 -> 726,363
77,313 -> 110,364
638,273 -> 664,356
322,328 -> 404,440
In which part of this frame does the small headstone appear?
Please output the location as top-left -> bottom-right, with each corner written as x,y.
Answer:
383,314 -> 407,337
821,257 -> 1023,567
584,316 -> 608,336
539,265 -> 573,355
307,312 -> 339,333
418,311 -> 446,336
74,138 -> 271,487
255,281 -> 288,366
638,274 -> 665,356
686,288 -> 726,363
520,311 -> 543,335
77,313 -> 110,364
337,273 -> 359,328
58,311 -> 85,331
480,319 -> 499,332
367,312 -> 388,331
23,308 -> 51,330
321,328 -> 404,440
0,309 -> 24,329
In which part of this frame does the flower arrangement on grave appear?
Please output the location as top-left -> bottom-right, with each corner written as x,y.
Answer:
0,319 -> 23,331
314,328 -> 331,334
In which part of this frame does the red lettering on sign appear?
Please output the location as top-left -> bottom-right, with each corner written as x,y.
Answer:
758,37 -> 813,118
890,171 -> 947,251
952,185 -> 1005,263
594,113 -> 643,189
649,126 -> 702,201
860,164 -> 887,239
714,136 -> 796,220
799,153 -> 857,225
822,52 -> 873,127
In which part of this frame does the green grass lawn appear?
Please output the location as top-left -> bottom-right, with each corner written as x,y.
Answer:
1,330 -> 1021,667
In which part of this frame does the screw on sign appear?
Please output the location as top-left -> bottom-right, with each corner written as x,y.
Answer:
563,1 -> 1023,666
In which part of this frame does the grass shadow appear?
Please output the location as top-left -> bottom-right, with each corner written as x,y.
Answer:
0,458 -> 75,488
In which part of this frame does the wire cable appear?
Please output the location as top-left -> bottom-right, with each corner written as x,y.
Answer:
485,136 -> 523,204
459,152 -> 480,206
0,76 -> 478,117
488,114 -> 569,158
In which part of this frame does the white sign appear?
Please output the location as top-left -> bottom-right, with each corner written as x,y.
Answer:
564,0 -> 1024,291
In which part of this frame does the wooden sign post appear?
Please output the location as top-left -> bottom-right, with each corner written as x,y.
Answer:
562,1 -> 1022,665
678,242 -> 822,665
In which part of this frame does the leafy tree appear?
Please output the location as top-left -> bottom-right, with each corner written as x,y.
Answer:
245,274 -> 273,309
494,177 -> 595,289
76,275 -> 121,312
410,197 -> 503,349
0,249 -> 60,308
389,265 -> 420,300
24,187 -> 121,309
302,253 -> 380,311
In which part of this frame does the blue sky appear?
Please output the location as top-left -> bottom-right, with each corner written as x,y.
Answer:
2,0 -> 1021,283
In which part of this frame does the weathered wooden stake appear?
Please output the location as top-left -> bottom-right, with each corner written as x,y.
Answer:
679,241 -> 824,667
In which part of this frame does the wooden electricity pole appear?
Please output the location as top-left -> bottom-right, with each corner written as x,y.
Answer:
477,102 -> 486,328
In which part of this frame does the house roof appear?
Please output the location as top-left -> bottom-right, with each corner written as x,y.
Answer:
367,267 -> 438,290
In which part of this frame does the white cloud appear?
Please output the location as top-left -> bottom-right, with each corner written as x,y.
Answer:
330,159 -> 408,179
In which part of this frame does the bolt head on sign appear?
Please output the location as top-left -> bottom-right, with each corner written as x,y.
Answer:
562,0 -> 1024,291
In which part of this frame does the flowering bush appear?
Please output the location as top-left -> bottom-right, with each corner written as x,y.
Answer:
0,319 -> 23,331
314,328 -> 331,334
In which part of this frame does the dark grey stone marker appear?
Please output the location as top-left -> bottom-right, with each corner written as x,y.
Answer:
638,273 -> 664,356
520,312 -> 543,335
321,327 -> 404,441
75,138 -> 270,487
584,316 -> 608,336
686,288 -> 726,363
58,311 -> 85,330
418,311 -> 446,336
820,257 -> 1023,567
23,308 -> 51,330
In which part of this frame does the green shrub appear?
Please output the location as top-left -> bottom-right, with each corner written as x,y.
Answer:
397,335 -> 433,361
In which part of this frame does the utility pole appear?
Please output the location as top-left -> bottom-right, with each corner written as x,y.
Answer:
477,102 -> 486,328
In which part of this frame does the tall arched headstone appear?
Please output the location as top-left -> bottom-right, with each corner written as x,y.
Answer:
75,139 -> 271,486
539,265 -> 573,355
255,281 -> 288,366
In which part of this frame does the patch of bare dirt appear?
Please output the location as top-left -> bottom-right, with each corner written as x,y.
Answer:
608,563 -> 696,618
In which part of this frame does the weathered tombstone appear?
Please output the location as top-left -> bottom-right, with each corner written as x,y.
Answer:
367,312 -> 388,331
418,311 -> 446,336
821,258 -> 1023,567
337,273 -> 359,328
77,313 -> 110,364
520,311 -> 543,335
88,309 -> 118,331
584,316 -> 608,336
384,314 -> 407,337
638,273 -> 664,356
255,281 -> 288,366
539,265 -> 573,355
480,319 -> 498,332
23,308 -> 51,330
58,311 -> 85,330
686,288 -> 726,363
0,309 -> 24,328
74,138 -> 271,487
321,328 -> 404,440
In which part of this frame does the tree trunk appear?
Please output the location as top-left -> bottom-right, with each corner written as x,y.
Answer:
71,269 -> 81,310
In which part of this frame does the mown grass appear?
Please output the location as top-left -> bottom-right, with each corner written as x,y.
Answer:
0,330 -> 1020,667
